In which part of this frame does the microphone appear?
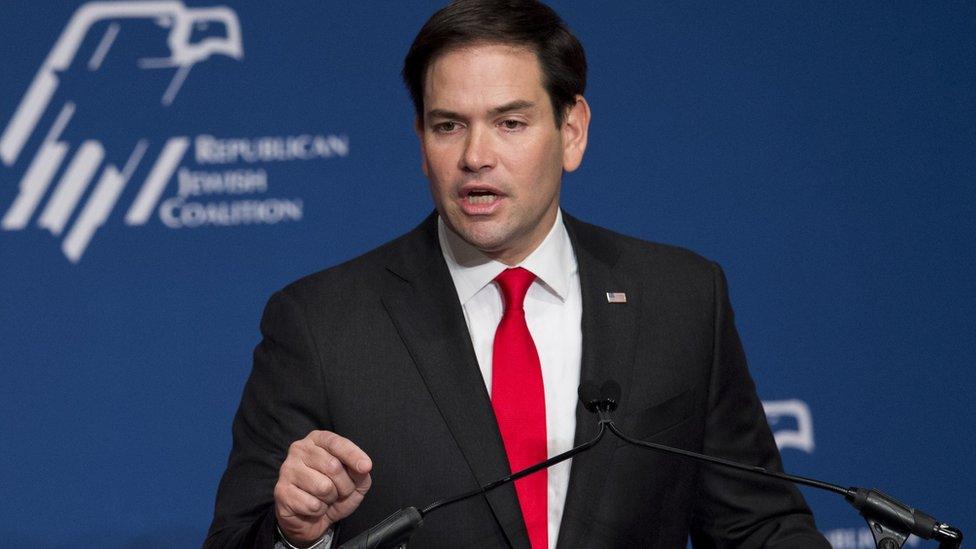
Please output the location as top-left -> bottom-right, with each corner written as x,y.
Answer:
578,379 -> 620,413
338,506 -> 422,549
578,380 -> 620,425
846,489 -> 962,549
585,379 -> 963,549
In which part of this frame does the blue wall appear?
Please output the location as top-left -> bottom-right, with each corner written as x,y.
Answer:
1,2 -> 973,546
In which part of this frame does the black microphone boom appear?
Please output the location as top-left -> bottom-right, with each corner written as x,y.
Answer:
591,380 -> 963,549
338,389 -> 611,549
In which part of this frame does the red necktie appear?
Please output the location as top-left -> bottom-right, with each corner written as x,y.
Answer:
491,267 -> 548,549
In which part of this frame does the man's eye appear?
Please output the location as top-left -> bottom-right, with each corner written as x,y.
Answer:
500,120 -> 525,131
434,122 -> 459,133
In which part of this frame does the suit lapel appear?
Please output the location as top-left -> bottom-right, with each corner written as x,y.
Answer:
556,215 -> 641,548
380,214 -> 529,548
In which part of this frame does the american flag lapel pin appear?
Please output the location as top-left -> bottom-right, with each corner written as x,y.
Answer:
606,292 -> 627,303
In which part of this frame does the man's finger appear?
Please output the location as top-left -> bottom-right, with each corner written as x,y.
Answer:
303,445 -> 356,500
349,468 -> 372,494
311,431 -> 372,474
290,457 -> 342,503
278,482 -> 328,517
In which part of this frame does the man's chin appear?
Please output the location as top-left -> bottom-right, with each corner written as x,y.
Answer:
461,234 -> 506,255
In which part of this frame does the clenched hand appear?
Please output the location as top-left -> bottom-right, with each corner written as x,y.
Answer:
274,430 -> 373,547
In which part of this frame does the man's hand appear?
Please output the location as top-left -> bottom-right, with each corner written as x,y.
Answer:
274,430 -> 373,547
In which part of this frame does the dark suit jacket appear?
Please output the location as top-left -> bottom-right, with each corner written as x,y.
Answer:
205,213 -> 829,548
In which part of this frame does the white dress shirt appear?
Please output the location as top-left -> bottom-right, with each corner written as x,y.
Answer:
438,209 -> 583,549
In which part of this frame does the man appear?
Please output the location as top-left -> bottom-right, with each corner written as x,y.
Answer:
207,1 -> 830,547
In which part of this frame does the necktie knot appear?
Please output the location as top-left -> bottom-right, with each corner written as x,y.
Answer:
495,267 -> 536,311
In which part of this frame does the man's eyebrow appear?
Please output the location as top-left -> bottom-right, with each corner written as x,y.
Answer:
425,100 -> 537,121
426,108 -> 463,120
489,100 -> 535,116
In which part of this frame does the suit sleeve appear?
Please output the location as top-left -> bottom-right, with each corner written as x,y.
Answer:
205,290 -> 332,548
688,264 -> 830,548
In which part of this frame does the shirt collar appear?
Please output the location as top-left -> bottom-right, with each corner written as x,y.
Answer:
438,209 -> 576,305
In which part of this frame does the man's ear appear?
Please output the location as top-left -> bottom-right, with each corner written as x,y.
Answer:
415,116 -> 429,178
561,95 -> 591,173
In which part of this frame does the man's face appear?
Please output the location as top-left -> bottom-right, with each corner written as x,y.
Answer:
417,43 -> 589,265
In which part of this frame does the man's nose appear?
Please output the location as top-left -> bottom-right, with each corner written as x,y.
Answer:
461,124 -> 495,172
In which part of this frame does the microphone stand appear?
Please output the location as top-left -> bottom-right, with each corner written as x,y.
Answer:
339,382 -> 964,549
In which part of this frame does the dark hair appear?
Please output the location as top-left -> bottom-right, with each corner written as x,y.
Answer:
403,0 -> 587,127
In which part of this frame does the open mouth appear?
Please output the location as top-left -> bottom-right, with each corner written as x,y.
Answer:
465,189 -> 499,204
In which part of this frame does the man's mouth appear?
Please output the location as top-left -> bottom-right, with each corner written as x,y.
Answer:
465,190 -> 499,205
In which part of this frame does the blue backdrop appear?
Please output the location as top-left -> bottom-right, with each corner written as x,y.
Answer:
1,2 -> 973,547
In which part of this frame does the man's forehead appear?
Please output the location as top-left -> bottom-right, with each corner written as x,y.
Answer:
422,43 -> 546,113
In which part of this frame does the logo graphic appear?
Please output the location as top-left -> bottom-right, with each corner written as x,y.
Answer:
762,399 -> 815,453
1,2 -> 243,262
2,2 -> 349,263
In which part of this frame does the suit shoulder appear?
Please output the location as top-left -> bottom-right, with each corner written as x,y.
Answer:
568,216 -> 719,276
276,226 -> 421,304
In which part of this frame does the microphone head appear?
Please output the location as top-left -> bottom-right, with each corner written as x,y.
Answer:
578,381 -> 602,413
600,380 -> 621,412
578,380 -> 621,413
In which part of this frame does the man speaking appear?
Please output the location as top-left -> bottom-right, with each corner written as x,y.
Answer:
207,1 -> 830,547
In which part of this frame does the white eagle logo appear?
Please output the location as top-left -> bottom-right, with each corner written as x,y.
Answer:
1,1 -> 243,262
